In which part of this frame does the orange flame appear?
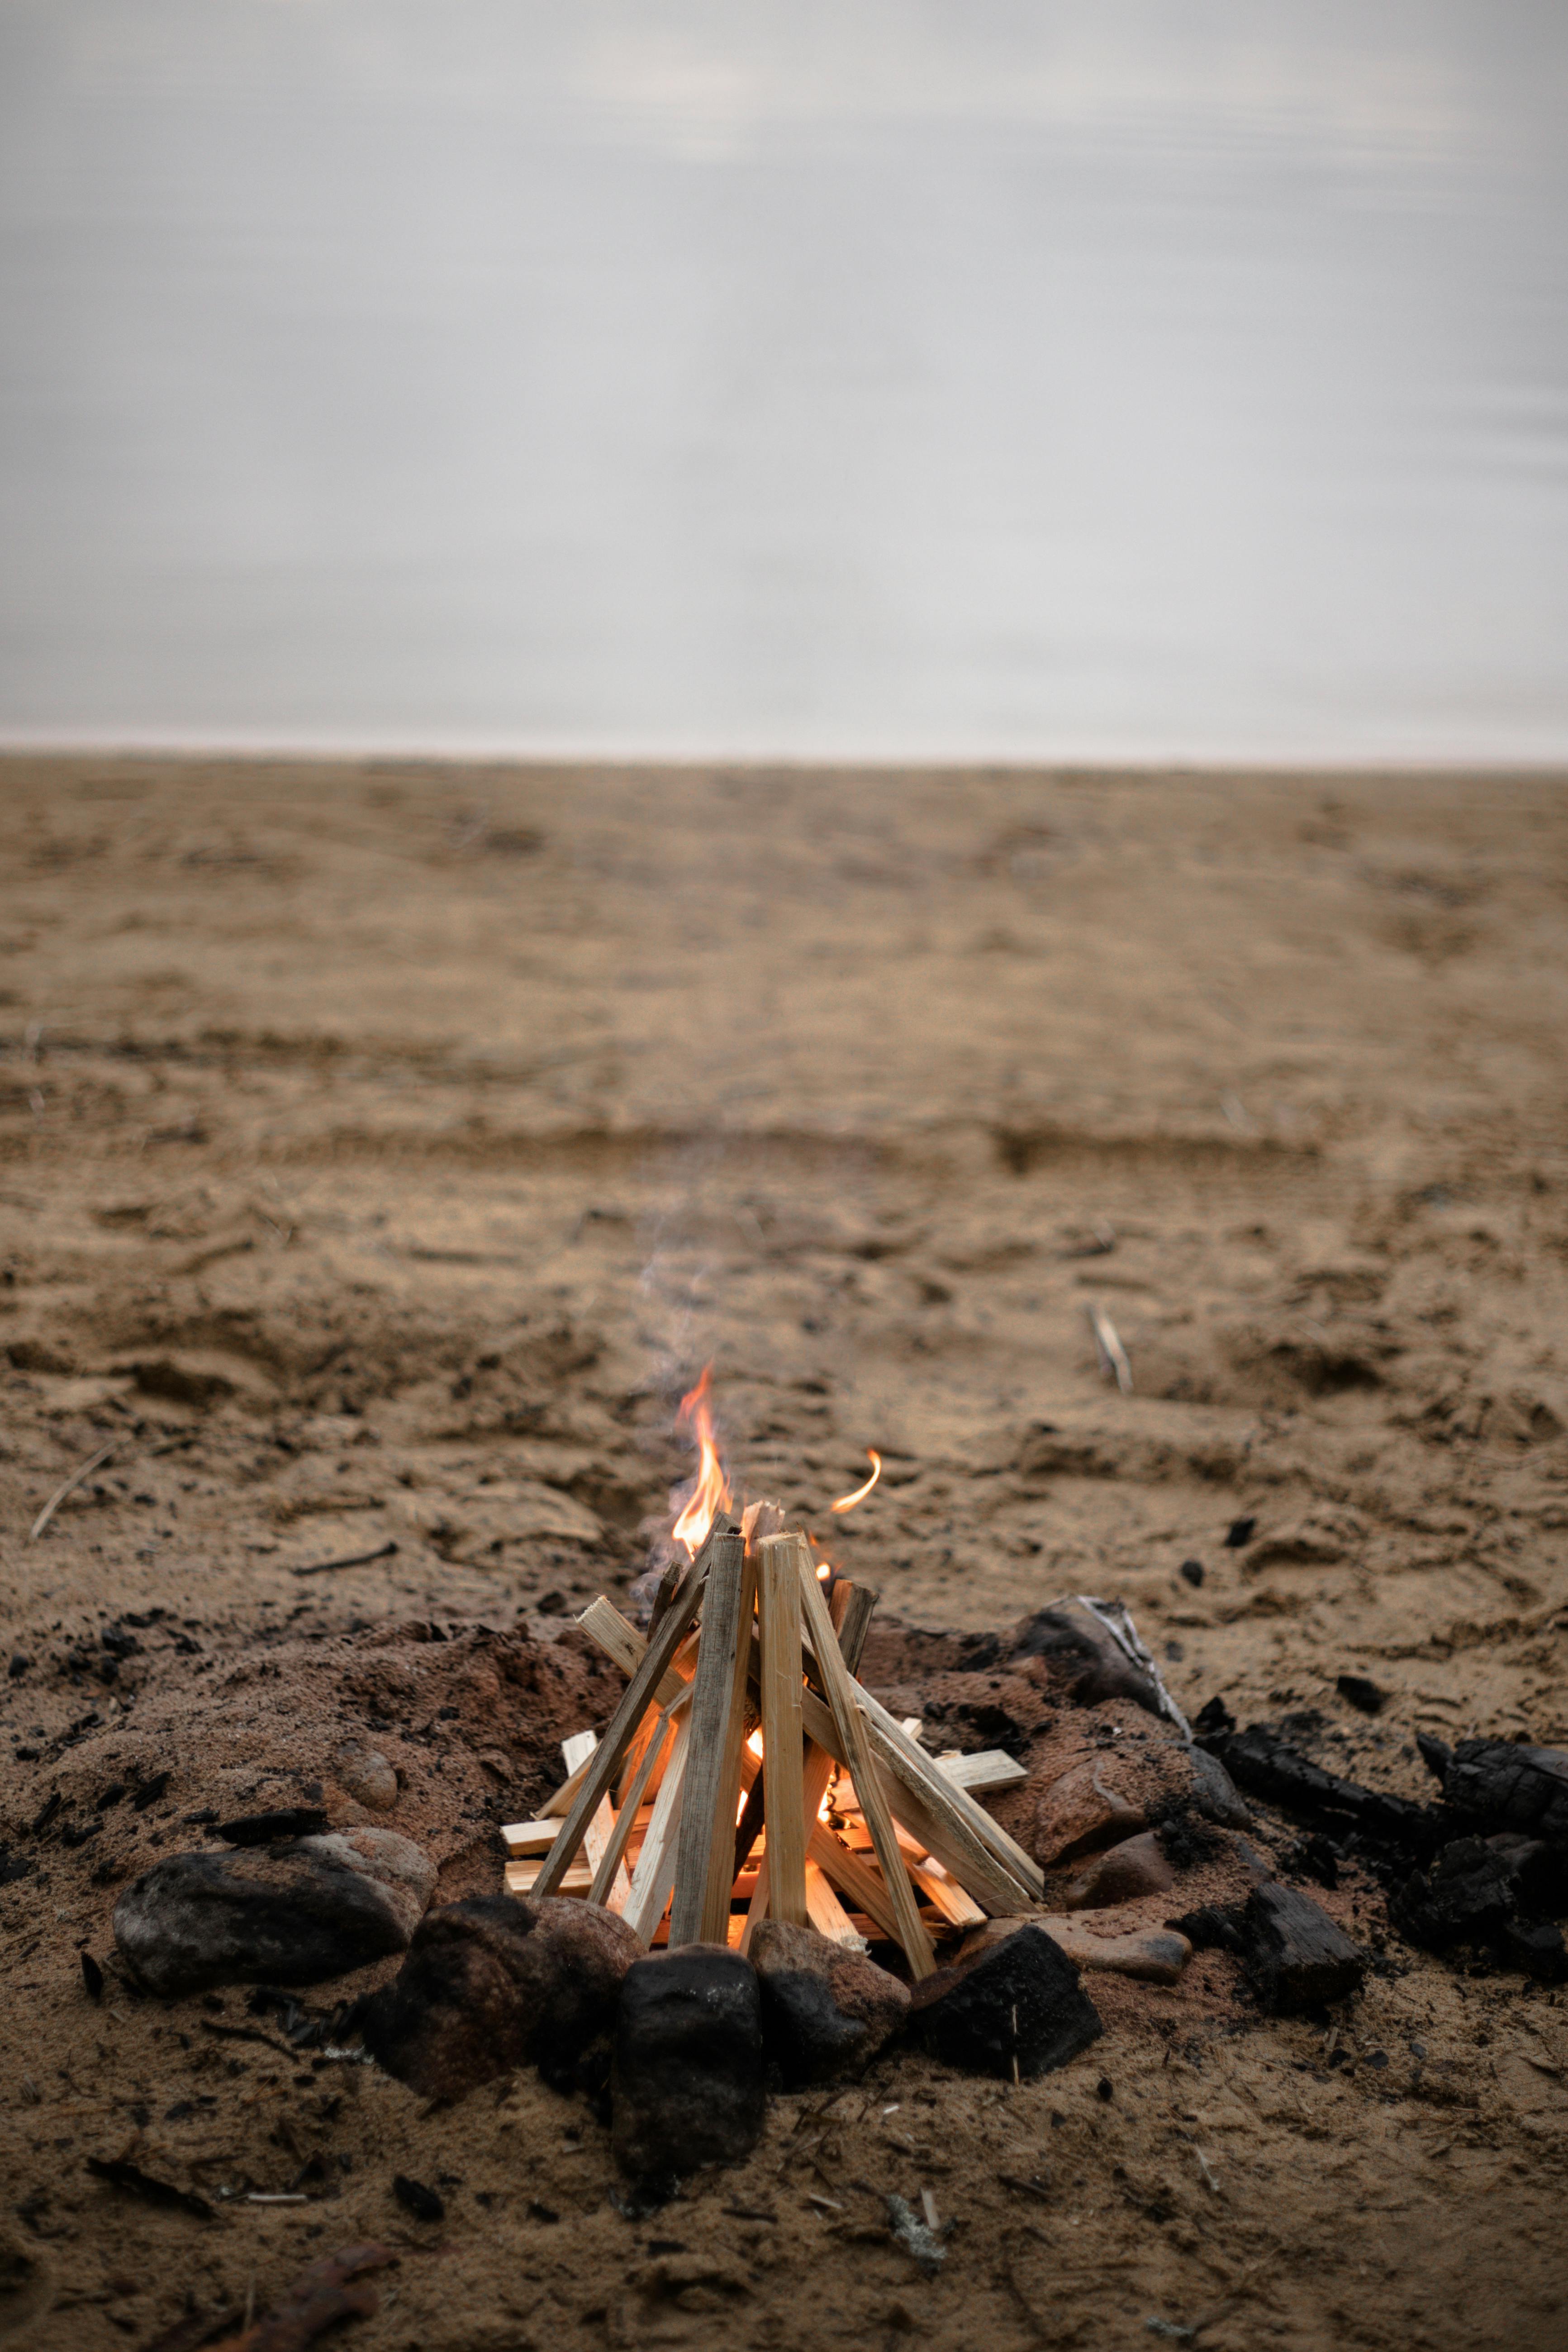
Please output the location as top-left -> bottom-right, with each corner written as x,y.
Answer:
830,1448 -> 882,1514
671,1363 -> 732,1556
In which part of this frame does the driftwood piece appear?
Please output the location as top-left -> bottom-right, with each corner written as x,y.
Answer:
796,1543 -> 934,1977
669,1530 -> 756,1946
755,1534 -> 808,1927
533,1541 -> 710,1895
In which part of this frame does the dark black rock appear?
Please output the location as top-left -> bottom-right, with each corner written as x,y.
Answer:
1224,1516 -> 1256,1548
1416,1733 -> 1453,1782
358,1894 -> 641,2101
80,1950 -> 104,2000
393,2174 -> 445,2223
611,1947 -> 765,2195
216,1809 -> 330,1847
749,1920 -> 909,2088
907,1925 -> 1103,2080
113,1827 -> 435,1995
1242,1883 -> 1364,2012
1336,1675 -> 1385,1716
1178,1560 -> 1205,1588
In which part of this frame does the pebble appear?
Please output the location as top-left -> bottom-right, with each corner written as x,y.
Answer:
1063,1830 -> 1175,1910
333,1739 -> 399,1813
961,1913 -> 1190,1986
908,1924 -> 1103,2078
359,1892 -> 641,2101
113,1826 -> 435,1996
748,1918 -> 909,2086
612,1946 -> 765,2197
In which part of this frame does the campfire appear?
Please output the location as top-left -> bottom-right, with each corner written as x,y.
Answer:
499,1373 -> 1043,1971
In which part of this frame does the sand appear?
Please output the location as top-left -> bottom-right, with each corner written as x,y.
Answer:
1,754 -> 1566,2349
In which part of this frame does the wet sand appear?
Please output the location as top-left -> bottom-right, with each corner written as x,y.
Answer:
1,755 -> 1566,2348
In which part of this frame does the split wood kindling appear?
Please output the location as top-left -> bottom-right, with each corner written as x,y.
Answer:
504,1506 -> 1045,1967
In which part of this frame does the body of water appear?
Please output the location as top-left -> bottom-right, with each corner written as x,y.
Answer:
1,2 -> 1565,760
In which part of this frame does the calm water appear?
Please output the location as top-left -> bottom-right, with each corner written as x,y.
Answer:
1,2 -> 1565,761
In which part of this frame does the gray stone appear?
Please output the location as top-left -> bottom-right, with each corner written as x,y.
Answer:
113,1826 -> 435,1996
359,1893 -> 642,2100
749,1919 -> 909,2086
1187,1746 -> 1252,1829
908,1924 -> 1103,2078
1063,1830 -> 1175,1911
612,1947 -> 765,2195
333,1739 -> 399,1813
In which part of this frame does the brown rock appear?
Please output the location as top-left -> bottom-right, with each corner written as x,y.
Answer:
360,1893 -> 642,2101
1034,1758 -> 1144,1864
748,1919 -> 909,2086
1063,1829 -> 1175,1910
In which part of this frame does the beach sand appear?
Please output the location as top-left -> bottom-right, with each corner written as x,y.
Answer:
1,754 -> 1566,2347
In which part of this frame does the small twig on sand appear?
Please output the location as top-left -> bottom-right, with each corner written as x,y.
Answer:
29,1430 -> 195,1541
1085,1301 -> 1133,1395
291,1539 -> 399,1579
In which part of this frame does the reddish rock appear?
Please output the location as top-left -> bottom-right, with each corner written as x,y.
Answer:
1034,1758 -> 1145,1864
359,1893 -> 641,2100
749,1920 -> 909,2086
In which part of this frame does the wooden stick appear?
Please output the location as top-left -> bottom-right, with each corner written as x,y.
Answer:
829,1578 -> 878,1675
853,1683 -> 1045,1900
755,1534 -> 808,1928
577,1597 -> 696,1711
936,1750 -> 1028,1792
806,1822 -> 904,1942
668,1531 -> 755,1946
790,1675 -> 1030,1913
589,1707 -> 674,1907
794,1541 -> 934,1979
532,1539 -> 710,1895
804,1859 -> 865,1949
622,1702 -> 693,1942
742,1578 -> 871,1940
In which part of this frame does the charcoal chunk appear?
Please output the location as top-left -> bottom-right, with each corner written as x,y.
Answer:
612,1948 -> 765,2197
1007,1601 -> 1166,1718
1388,1838 -> 1519,1953
907,1925 -> 1102,2079
358,1894 -> 641,2101
1502,1920 -> 1568,1984
1243,1883 -> 1364,2012
749,1920 -> 908,2087
1438,1740 -> 1568,1845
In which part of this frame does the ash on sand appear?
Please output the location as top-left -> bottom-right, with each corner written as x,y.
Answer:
3,756 -> 1568,2352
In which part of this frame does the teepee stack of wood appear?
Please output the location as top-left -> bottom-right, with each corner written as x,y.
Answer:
499,1517 -> 1044,1972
